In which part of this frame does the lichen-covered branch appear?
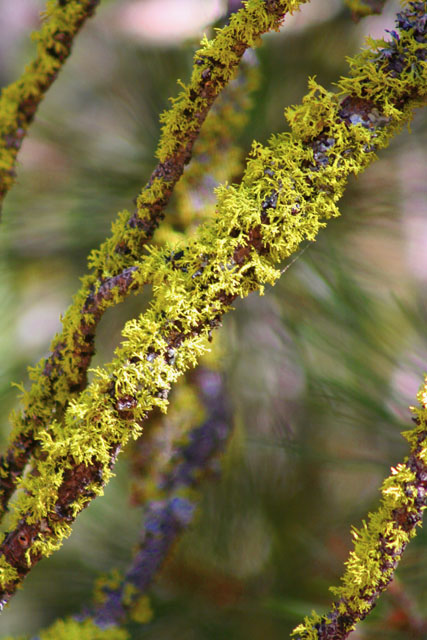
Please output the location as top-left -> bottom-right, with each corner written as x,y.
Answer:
171,51 -> 259,235
0,0 -> 425,612
0,0 -> 294,522
0,0 -> 100,208
10,365 -> 228,638
89,366 -> 231,628
291,377 -> 427,639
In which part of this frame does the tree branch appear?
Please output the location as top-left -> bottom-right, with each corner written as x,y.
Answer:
291,377 -> 427,639
88,366 -> 231,627
0,0 -> 100,209
0,0 -> 425,614
0,0 -> 294,522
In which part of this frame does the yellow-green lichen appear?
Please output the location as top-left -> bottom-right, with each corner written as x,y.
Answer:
93,568 -> 123,606
292,611 -> 329,640
0,0 -> 98,201
291,376 -> 427,638
122,585 -> 153,624
38,617 -> 129,640
1,0 -> 426,606
129,595 -> 153,624
130,368 -> 207,504
345,0 -> 385,17
156,0 -> 306,162
0,0 -> 308,527
0,557 -> 20,588
172,52 -> 260,233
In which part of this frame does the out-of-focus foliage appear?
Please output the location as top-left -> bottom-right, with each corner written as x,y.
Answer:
0,0 -> 426,638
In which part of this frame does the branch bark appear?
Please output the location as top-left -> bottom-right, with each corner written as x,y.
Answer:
89,366 -> 232,628
292,377 -> 427,639
0,0 -> 100,208
0,0 -> 300,523
0,0 -> 425,609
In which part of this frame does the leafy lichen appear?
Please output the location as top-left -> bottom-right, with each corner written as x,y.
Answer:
0,1 -> 426,627
292,375 -> 427,638
1,0 -> 426,605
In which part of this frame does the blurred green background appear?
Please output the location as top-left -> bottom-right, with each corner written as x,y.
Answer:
0,0 -> 426,638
